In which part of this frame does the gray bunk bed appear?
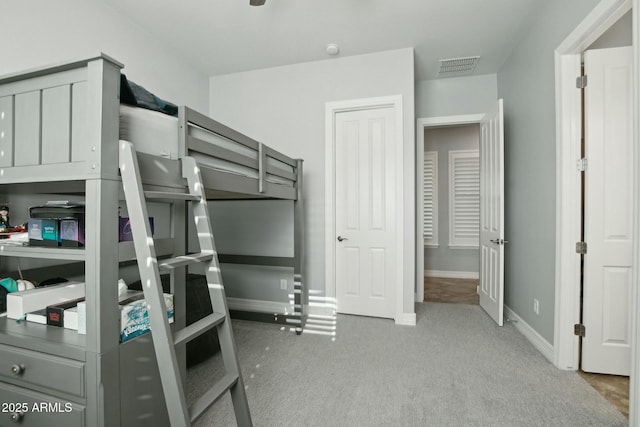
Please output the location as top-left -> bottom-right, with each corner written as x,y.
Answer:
0,54 -> 304,426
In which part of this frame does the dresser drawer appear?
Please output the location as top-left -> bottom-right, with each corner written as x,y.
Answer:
0,344 -> 84,398
0,382 -> 84,426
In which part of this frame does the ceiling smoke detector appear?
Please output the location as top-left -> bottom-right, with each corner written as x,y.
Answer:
250,0 -> 266,5
437,56 -> 480,77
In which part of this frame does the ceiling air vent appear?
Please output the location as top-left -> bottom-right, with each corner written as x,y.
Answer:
438,56 -> 480,77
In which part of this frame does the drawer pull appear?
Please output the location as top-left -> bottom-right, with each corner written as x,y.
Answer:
10,364 -> 25,376
10,411 -> 24,423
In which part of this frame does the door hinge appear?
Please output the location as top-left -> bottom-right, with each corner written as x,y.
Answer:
576,241 -> 587,254
574,323 -> 586,337
576,158 -> 587,172
576,75 -> 588,89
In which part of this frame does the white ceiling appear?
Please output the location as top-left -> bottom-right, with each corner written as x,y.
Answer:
103,0 -> 545,81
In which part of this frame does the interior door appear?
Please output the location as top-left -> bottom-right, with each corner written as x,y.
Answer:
479,99 -> 505,326
582,46 -> 633,375
334,107 -> 396,319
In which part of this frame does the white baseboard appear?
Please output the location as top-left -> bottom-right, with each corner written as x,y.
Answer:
424,270 -> 479,279
395,312 -> 417,326
307,304 -> 336,317
227,298 -> 417,327
227,297 -> 293,315
504,305 -> 554,363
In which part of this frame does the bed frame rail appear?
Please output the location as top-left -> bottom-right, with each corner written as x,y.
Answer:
179,106 -> 299,199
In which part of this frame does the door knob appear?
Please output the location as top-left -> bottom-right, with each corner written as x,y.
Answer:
337,236 -> 348,242
490,238 -> 508,245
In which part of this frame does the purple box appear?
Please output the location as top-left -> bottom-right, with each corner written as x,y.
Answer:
119,217 -> 154,242
59,218 -> 85,247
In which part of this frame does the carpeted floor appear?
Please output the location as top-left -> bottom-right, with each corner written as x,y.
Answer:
188,303 -> 627,426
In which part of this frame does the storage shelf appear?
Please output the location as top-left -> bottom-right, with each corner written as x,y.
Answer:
0,245 -> 85,261
0,238 -> 175,262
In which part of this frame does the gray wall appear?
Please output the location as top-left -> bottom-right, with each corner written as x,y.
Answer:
208,48 -> 416,315
416,74 -> 498,118
424,125 -> 480,274
588,10 -> 632,50
192,200 -> 295,304
0,0 -> 209,112
496,0 -> 601,343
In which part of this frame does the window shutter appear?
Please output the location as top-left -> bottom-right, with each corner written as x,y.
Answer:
449,150 -> 479,247
423,151 -> 438,246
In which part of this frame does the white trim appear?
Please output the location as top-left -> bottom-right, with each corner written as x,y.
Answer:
505,305 -> 554,364
631,2 -> 640,426
553,0 -> 632,373
418,114 -> 486,127
325,95 -> 405,322
395,312 -> 417,326
227,297 -> 294,314
416,114 -> 485,302
424,270 -> 479,280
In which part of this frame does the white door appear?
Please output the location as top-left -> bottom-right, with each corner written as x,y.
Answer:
479,99 -> 505,326
582,46 -> 633,375
334,107 -> 396,319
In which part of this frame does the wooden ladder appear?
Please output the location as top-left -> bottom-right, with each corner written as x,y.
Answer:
119,140 -> 253,427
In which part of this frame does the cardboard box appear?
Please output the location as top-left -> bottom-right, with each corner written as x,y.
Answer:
77,302 -> 86,335
64,306 -> 79,330
6,282 -> 85,320
46,297 -> 85,327
25,308 -> 48,325
120,293 -> 173,342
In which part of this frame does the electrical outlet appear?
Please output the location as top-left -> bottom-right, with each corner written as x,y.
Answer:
280,279 -> 288,290
533,299 -> 540,315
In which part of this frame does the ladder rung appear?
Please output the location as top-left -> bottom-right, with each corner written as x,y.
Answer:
174,312 -> 226,346
144,191 -> 201,202
189,373 -> 239,423
158,253 -> 214,271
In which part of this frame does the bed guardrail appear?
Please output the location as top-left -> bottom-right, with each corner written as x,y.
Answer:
179,106 -> 299,198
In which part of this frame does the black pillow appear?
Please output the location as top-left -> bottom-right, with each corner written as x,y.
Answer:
120,74 -> 178,117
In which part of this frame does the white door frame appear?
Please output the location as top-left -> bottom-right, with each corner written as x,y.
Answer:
325,95 -> 405,323
415,114 -> 485,302
554,0 -> 639,422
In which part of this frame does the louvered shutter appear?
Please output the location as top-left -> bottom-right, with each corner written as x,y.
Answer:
423,151 -> 438,246
448,150 -> 479,247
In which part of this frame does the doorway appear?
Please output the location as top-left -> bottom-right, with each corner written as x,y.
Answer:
422,124 -> 480,306
416,104 -> 505,326
554,0 -> 638,423
553,0 -> 633,370
416,114 -> 483,303
325,95 -> 405,323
